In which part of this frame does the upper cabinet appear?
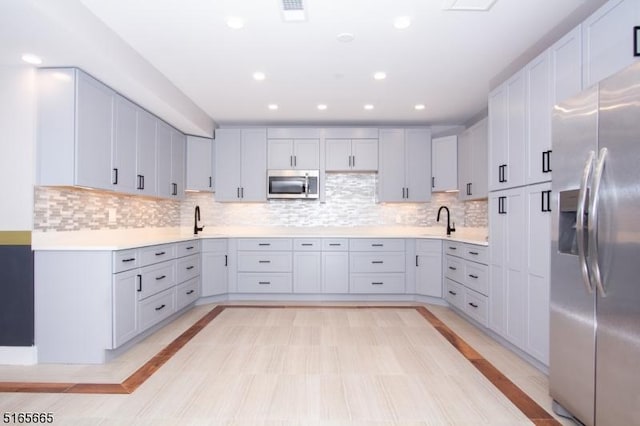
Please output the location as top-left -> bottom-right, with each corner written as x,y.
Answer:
525,51 -> 552,185
156,122 -> 186,199
458,118 -> 488,201
431,135 -> 458,192
378,128 -> 432,202
582,0 -> 640,89
325,128 -> 378,172
267,128 -> 320,170
136,109 -> 158,196
186,135 -> 214,192
550,25 -> 583,105
215,128 -> 267,202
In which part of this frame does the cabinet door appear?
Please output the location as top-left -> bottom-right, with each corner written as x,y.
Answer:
489,192 -> 507,336
171,130 -> 186,199
75,71 -> 114,190
582,0 -> 640,89
471,118 -> 488,199
136,109 -> 157,196
112,269 -> 138,348
325,139 -> 352,171
322,251 -> 349,293
186,136 -> 213,192
378,129 -> 406,202
267,139 -> 294,169
504,188 -> 527,349
506,71 -> 527,189
214,129 -> 242,201
112,95 -> 137,194
239,128 -> 267,201
293,139 -> 320,169
405,129 -> 431,202
156,121 -> 173,198
551,25 -> 583,105
457,129 -> 472,200
526,51 -> 552,185
351,139 -> 378,171
431,135 -> 457,192
294,251 -> 321,293
416,251 -> 442,297
201,251 -> 228,296
488,85 -> 507,191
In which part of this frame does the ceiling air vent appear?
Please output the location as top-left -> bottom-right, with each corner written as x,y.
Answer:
281,0 -> 306,22
441,0 -> 498,11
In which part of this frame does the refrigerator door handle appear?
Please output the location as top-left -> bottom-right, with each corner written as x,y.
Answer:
577,150 -> 596,294
588,147 -> 608,297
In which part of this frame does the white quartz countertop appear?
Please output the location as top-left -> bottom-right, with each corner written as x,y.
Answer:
32,226 -> 489,251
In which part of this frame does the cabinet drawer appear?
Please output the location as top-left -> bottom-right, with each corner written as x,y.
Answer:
416,239 -> 441,253
463,244 -> 488,264
444,278 -> 465,310
237,252 -> 292,272
443,241 -> 463,257
294,239 -> 322,251
202,239 -> 227,252
237,273 -> 292,293
444,255 -> 464,282
138,261 -> 176,300
349,239 -> 405,251
464,288 -> 488,327
177,254 -> 200,283
350,274 -> 405,293
138,287 -> 176,332
113,249 -> 139,273
350,252 -> 405,273
176,240 -> 200,258
237,238 -> 292,251
464,262 -> 489,296
176,277 -> 200,311
140,244 -> 176,266
322,239 -> 348,251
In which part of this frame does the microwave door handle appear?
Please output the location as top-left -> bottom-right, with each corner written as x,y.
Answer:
577,150 -> 595,294
304,174 -> 309,197
588,147 -> 607,297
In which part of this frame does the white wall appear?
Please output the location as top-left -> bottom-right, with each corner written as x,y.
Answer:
0,65 -> 36,231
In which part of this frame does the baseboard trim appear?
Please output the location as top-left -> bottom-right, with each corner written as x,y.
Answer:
0,346 -> 37,365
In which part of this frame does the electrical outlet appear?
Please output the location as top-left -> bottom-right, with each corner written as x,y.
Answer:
108,208 -> 117,224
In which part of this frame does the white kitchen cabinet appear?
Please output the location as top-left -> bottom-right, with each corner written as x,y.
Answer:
112,268 -> 139,348
582,0 -> 640,89
37,68 -> 115,191
186,135 -> 214,192
215,128 -> 267,202
349,238 -> 406,294
201,239 -> 228,297
322,251 -> 349,293
431,135 -> 458,192
112,95 -> 137,194
294,251 -> 322,293
458,118 -> 488,201
325,139 -> 378,171
268,139 -> 319,170
170,129 -> 186,199
156,123 -> 186,199
526,50 -> 553,185
415,239 -> 442,297
378,129 -> 431,202
550,25 -> 583,105
136,109 -> 158,196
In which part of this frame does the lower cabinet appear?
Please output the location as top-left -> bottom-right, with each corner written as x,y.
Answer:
415,239 -> 442,297
349,239 -> 406,294
112,269 -> 139,348
201,239 -> 228,297
321,239 -> 349,293
236,238 -> 293,294
138,287 -> 176,332
293,239 -> 322,293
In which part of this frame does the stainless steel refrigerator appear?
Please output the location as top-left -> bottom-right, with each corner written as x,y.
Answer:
550,60 -> 640,426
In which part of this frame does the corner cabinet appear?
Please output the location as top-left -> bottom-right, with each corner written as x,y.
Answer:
458,118 -> 488,201
215,128 -> 267,202
186,135 -> 214,192
431,135 -> 458,192
378,129 -> 432,202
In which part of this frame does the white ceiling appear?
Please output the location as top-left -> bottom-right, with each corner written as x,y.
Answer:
1,0 -> 607,134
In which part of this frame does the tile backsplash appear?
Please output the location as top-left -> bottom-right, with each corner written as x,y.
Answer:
34,174 -> 487,232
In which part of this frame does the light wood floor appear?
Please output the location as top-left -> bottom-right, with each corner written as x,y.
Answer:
0,303 -> 573,425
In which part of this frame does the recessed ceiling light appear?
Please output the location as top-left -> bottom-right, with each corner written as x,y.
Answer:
268,104 -> 279,110
226,17 -> 245,29
253,72 -> 266,81
336,32 -> 355,43
373,72 -> 387,80
317,104 -> 328,110
364,104 -> 375,110
21,53 -> 42,65
393,16 -> 412,30
414,104 -> 426,110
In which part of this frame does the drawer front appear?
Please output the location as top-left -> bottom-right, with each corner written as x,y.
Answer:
138,287 -> 176,332
237,252 -> 292,272
444,255 -> 465,282
463,244 -> 488,264
350,252 -> 405,273
114,249 -> 139,273
443,241 -> 463,257
294,239 -> 322,251
349,239 -> 405,252
464,262 -> 489,296
237,273 -> 292,293
444,278 -> 465,310
237,238 -> 292,251
464,288 -> 488,327
177,254 -> 200,283
416,239 -> 441,253
176,277 -> 200,311
350,274 -> 405,293
140,244 -> 176,267
176,240 -> 200,258
202,238 -> 228,252
138,261 -> 176,300
322,239 -> 349,251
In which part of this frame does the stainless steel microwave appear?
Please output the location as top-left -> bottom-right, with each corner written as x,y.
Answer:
267,170 -> 319,199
